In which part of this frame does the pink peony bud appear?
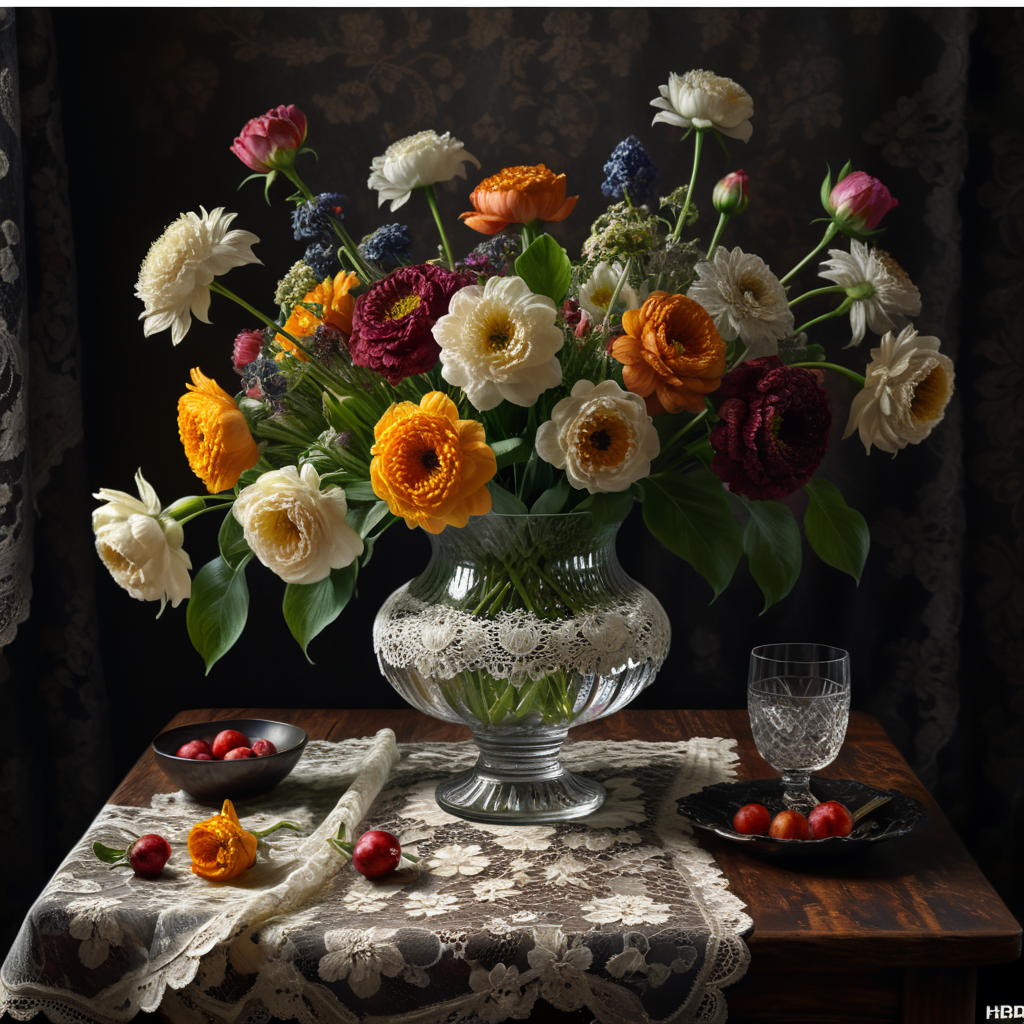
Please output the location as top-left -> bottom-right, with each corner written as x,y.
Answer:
574,310 -> 593,339
713,170 -> 749,216
233,329 -> 264,372
828,171 -> 898,235
230,105 -> 308,174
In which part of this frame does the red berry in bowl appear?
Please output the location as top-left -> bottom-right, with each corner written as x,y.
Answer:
808,800 -> 854,839
223,746 -> 254,760
129,834 -> 171,876
352,830 -> 402,879
732,803 -> 772,835
212,729 -> 250,759
251,738 -> 277,757
176,739 -> 213,760
193,752 -> 214,761
769,809 -> 810,840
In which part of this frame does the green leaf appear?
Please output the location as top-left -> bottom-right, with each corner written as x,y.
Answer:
491,437 -> 531,470
514,234 -> 572,305
92,841 -> 127,865
738,497 -> 803,612
218,509 -> 251,571
487,480 -> 528,515
574,489 -> 634,528
282,564 -> 357,663
342,480 -> 378,502
531,475 -> 571,515
345,500 -> 390,539
186,555 -> 253,674
820,164 -> 834,213
803,478 -> 869,583
641,470 -> 742,599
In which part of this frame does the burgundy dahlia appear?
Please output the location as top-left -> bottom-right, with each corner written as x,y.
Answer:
347,264 -> 475,384
709,356 -> 831,501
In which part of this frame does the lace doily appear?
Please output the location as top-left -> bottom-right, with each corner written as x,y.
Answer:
375,586 -> 672,682
0,733 -> 751,1024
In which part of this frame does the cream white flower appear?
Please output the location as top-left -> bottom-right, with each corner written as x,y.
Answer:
844,325 -> 955,455
818,241 -> 922,347
651,70 -> 754,142
136,206 -> 260,345
576,261 -> 644,321
232,464 -> 363,585
368,130 -> 480,211
67,897 -> 124,968
92,470 -> 191,613
688,246 -> 793,359
471,878 -> 520,902
403,892 -> 462,918
426,843 -> 490,877
433,276 -> 563,411
581,893 -> 672,926
536,379 -> 659,494
541,854 -> 589,887
318,928 -> 404,998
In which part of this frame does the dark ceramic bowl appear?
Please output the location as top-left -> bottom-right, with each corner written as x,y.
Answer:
152,718 -> 308,803
677,777 -> 926,859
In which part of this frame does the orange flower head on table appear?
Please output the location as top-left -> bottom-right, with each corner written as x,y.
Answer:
188,799 -> 258,882
177,367 -> 259,493
370,391 -> 496,534
276,270 -> 359,361
460,164 -> 577,235
611,291 -> 727,416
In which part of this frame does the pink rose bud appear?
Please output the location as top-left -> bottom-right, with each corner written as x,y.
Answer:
713,170 -> 749,216
233,329 -> 264,372
574,310 -> 593,339
230,105 -> 308,174
828,171 -> 898,235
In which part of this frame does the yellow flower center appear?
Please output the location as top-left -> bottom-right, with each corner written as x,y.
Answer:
574,411 -> 632,469
98,544 -> 132,576
590,287 -> 613,308
910,363 -> 949,423
387,293 -> 421,320
484,312 -> 514,351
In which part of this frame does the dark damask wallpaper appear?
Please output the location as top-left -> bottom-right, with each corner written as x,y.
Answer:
1,7 -> 1021,1013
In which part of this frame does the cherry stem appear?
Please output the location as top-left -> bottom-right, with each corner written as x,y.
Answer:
251,821 -> 301,839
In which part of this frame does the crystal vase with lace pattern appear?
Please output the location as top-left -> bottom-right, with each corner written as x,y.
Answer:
373,512 -> 671,824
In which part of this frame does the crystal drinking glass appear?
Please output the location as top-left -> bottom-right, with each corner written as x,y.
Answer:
747,643 -> 851,813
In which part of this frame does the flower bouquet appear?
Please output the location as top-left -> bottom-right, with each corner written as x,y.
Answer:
96,73 -> 955,821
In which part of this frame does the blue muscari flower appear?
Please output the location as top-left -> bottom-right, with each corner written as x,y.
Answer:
358,223 -> 411,266
303,241 -> 336,279
291,192 -> 345,242
602,136 -> 659,208
242,358 -> 288,399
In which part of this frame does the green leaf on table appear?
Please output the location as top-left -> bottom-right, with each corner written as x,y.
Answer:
531,475 -> 571,515
92,841 -> 127,865
218,509 -> 251,571
803,477 -> 869,583
345,500 -> 390,539
492,437 -> 532,470
574,489 -> 635,528
282,564 -> 357,663
186,555 -> 253,674
641,469 -> 742,599
737,496 -> 803,612
514,234 -> 572,306
487,480 -> 528,515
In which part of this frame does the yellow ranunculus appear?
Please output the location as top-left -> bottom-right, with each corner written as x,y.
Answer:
188,799 -> 259,882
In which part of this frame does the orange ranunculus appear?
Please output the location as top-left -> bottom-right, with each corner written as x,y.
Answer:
460,165 -> 578,235
276,270 -> 359,361
370,391 -> 496,534
177,367 -> 260,493
188,799 -> 259,882
610,292 -> 727,416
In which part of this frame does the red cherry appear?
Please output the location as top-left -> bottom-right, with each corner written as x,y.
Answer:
808,800 -> 854,839
129,834 -> 171,876
352,830 -> 402,879
193,752 -> 214,761
769,809 -> 810,840
251,738 -> 277,757
223,747 -> 254,760
212,729 -> 250,759
732,803 -> 772,835
176,739 -> 213,760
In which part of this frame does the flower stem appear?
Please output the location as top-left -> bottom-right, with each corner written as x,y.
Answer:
780,222 -> 838,286
280,166 -> 315,203
791,361 -> 866,387
423,184 -> 455,271
601,258 -> 632,331
208,282 -> 312,355
176,503 -> 236,526
251,821 -> 302,839
788,284 -> 848,307
792,295 -> 853,336
671,128 -> 704,242
660,408 -> 709,457
705,211 -> 729,259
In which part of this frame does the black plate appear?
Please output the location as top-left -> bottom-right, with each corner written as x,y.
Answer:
677,778 -> 926,858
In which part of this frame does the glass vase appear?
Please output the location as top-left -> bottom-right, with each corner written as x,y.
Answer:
373,512 -> 671,824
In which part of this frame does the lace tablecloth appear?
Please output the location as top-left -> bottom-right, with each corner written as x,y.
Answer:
0,729 -> 752,1024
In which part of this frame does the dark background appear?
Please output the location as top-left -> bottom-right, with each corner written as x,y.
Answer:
1,7 -> 1020,1017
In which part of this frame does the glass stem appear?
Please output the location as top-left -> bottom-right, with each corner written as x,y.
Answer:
780,770 -> 818,811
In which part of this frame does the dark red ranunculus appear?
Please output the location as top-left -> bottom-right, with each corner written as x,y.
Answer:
709,356 -> 831,501
347,264 -> 476,384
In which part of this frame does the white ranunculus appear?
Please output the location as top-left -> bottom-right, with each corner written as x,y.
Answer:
576,261 -> 645,321
368,130 -> 480,212
433,275 -> 563,411
232,464 -> 363,584
844,326 -> 955,456
688,246 -> 793,359
651,70 -> 754,142
135,206 -> 261,346
92,470 -> 192,613
535,379 -> 659,494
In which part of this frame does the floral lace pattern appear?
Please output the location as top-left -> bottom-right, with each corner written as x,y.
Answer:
0,734 -> 750,1024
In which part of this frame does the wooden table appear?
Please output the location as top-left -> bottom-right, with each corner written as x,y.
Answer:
118,708 -> 1021,1024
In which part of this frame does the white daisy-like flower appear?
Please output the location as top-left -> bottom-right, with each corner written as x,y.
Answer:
471,878 -> 520,902
318,928 -> 404,998
576,261 -> 644,321
541,854 -> 589,887
651,70 -> 754,142
844,325 -> 955,455
476,823 -> 556,851
536,379 -> 659,494
135,206 -> 260,345
688,246 -> 793,359
368,130 -> 480,211
561,829 -> 642,852
526,934 -> 594,1013
433,276 -> 563,411
92,469 -> 191,613
404,892 -> 462,918
426,843 -> 490,877
818,241 -> 922,347
581,893 -> 672,926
